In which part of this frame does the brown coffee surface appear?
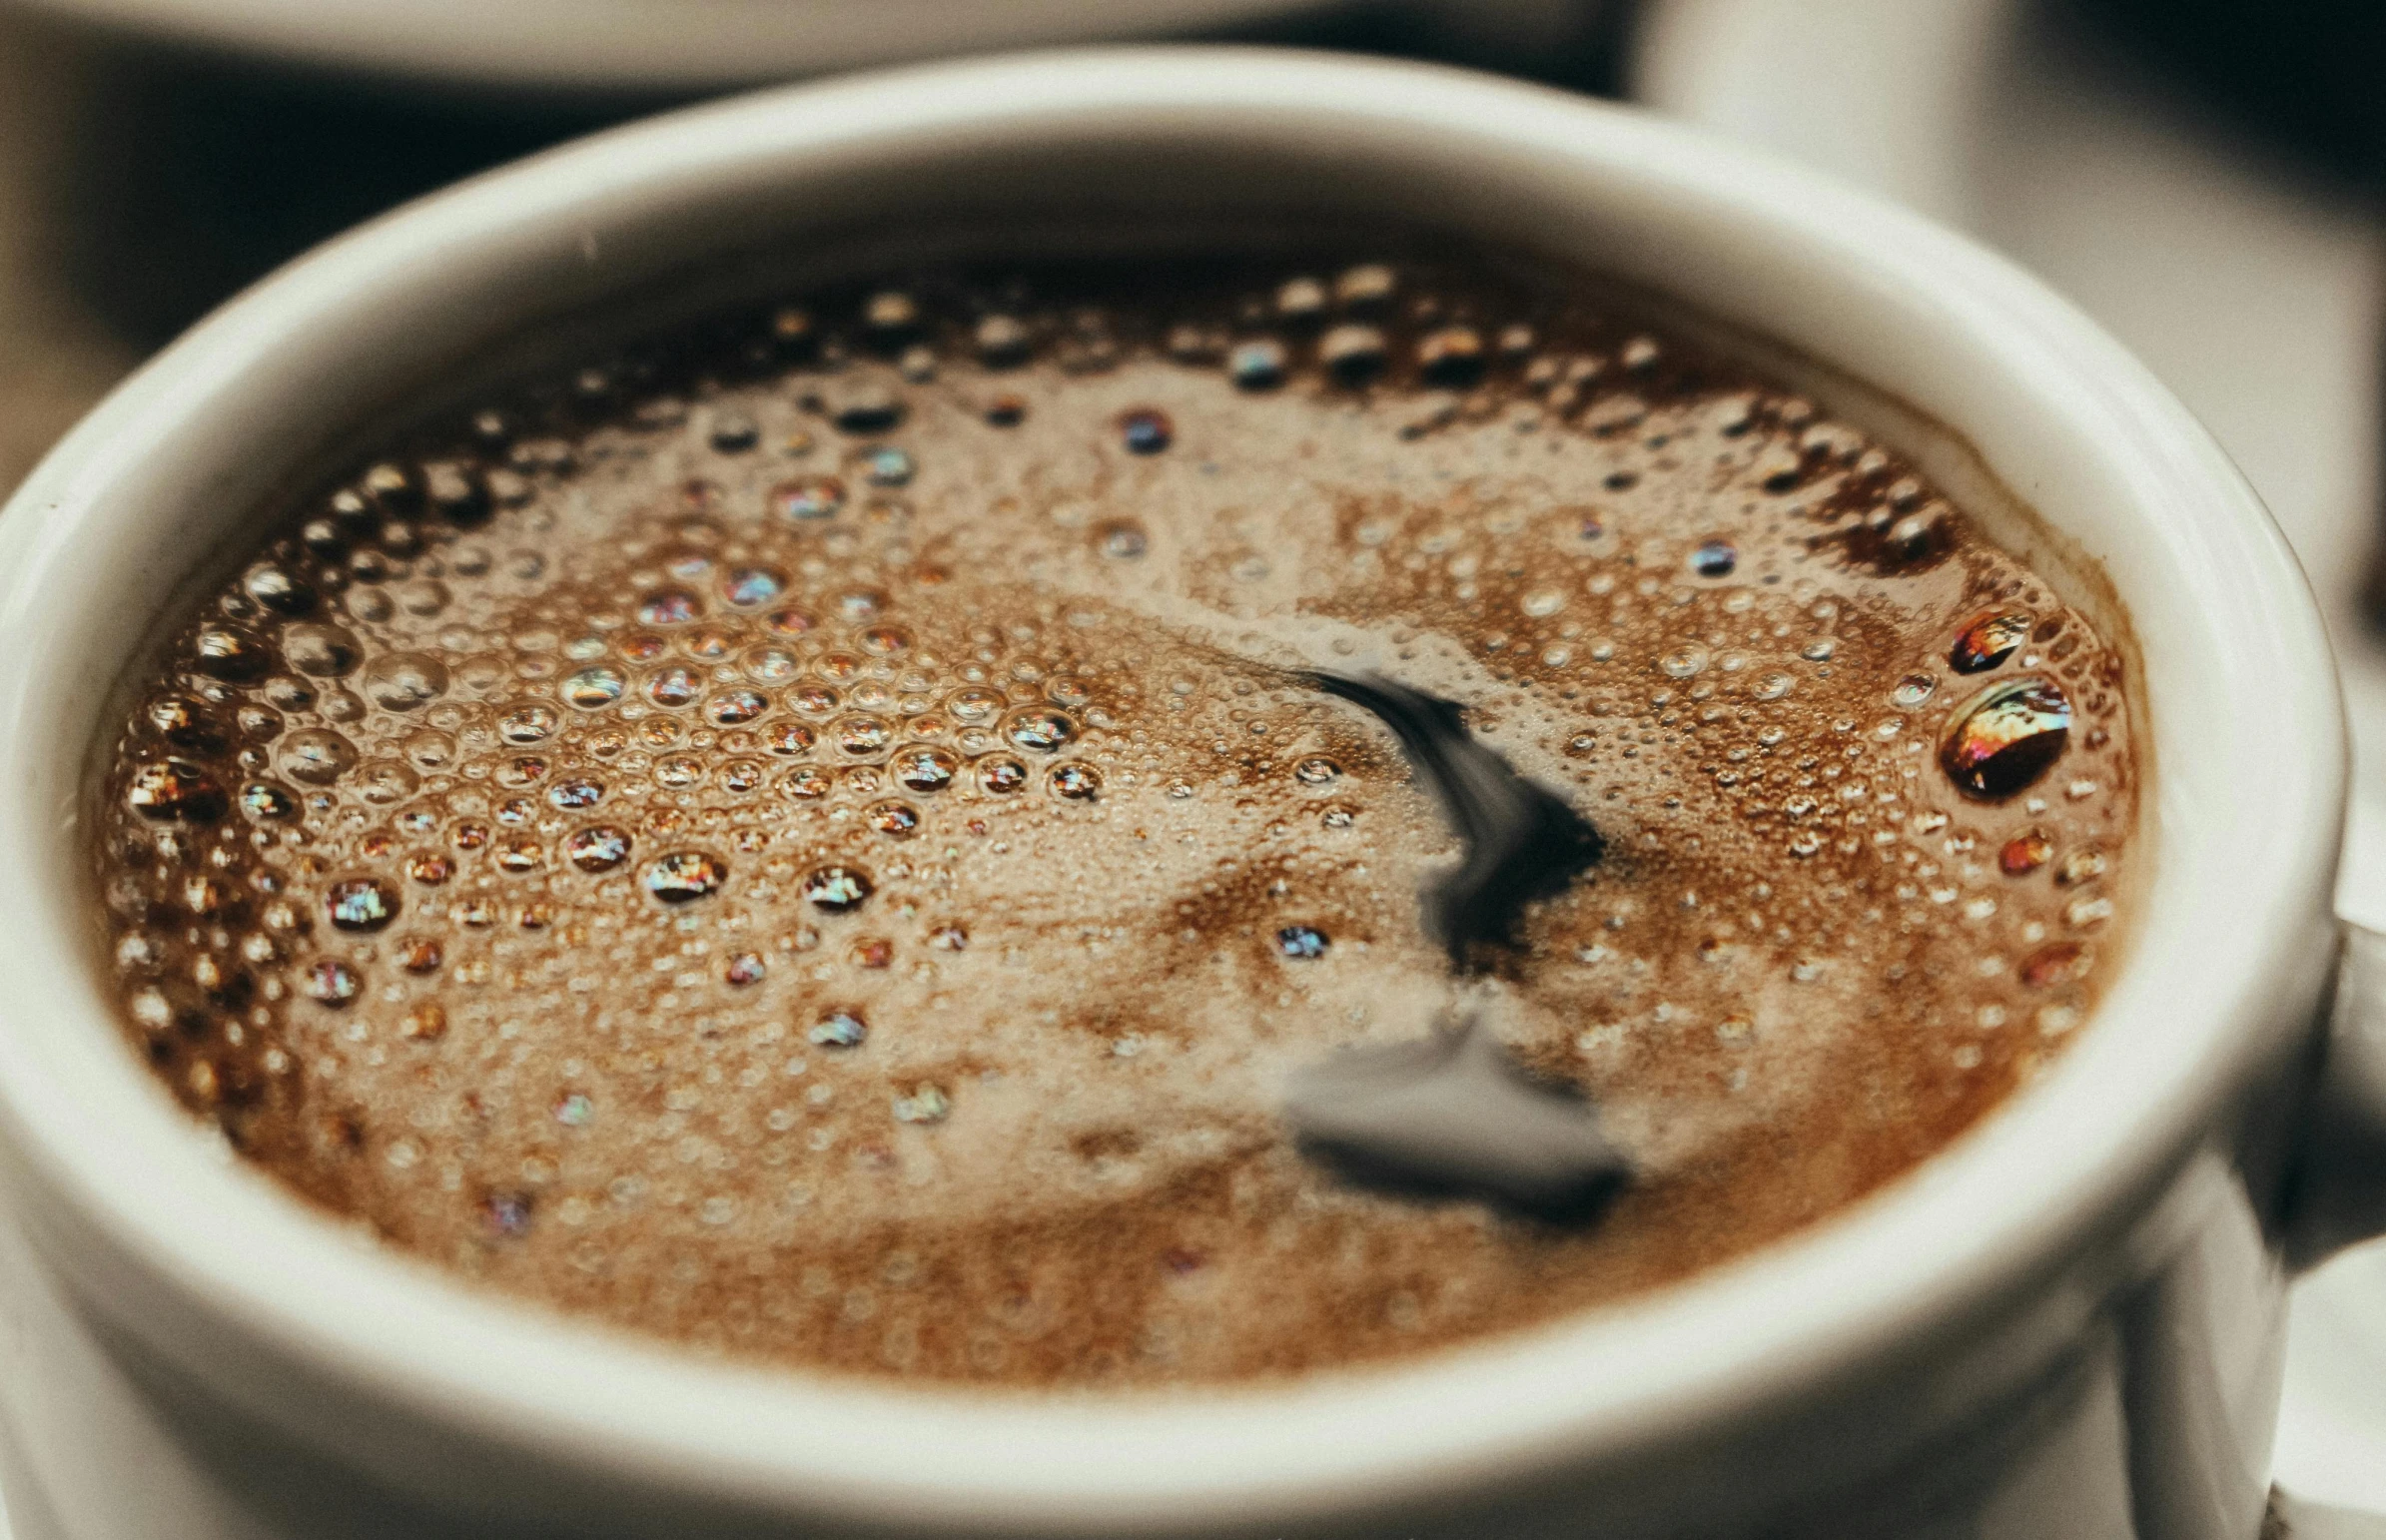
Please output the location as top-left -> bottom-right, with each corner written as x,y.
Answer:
92,252 -> 2139,1385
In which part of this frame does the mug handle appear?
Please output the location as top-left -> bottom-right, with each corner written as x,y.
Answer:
2287,922 -> 2386,1267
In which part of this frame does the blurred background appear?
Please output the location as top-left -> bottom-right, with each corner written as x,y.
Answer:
0,0 -> 2380,1528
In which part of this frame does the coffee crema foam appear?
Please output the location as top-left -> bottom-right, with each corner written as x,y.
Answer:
93,253 -> 2139,1384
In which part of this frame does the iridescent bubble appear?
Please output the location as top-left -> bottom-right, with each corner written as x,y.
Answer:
802,865 -> 873,913
864,447 -> 914,486
239,781 -> 299,821
766,607 -> 818,636
858,625 -> 912,656
837,590 -> 884,624
706,689 -> 768,726
1049,764 -> 1101,800
643,851 -> 728,903
145,696 -> 227,753
1228,340 -> 1286,390
722,567 -> 786,608
808,1011 -> 867,1049
893,1084 -> 951,1125
779,767 -> 832,799
481,1191 -> 534,1239
835,714 -> 893,755
363,653 -> 449,712
499,704 -> 559,744
867,800 -> 921,838
947,687 -> 1005,725
1294,757 -> 1340,785
1004,707 -> 1077,754
723,953 -> 766,987
566,826 -> 631,873
326,878 -> 398,932
773,475 -> 847,522
564,667 -> 625,709
1999,831 -> 2051,876
304,960 -> 361,1008
548,779 -> 602,810
893,746 -> 958,793
768,722 -> 818,756
1120,408 -> 1173,454
1691,540 -> 1737,578
1950,612 -> 2031,673
1941,676 -> 2070,801
743,646 -> 801,684
977,758 -> 1027,794
127,760 -> 228,822
1892,675 -> 1937,708
1275,925 -> 1329,959
648,668 -> 700,708
637,590 -> 699,627
277,728 -> 357,786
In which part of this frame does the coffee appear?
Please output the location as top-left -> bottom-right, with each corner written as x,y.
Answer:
92,249 -> 2140,1385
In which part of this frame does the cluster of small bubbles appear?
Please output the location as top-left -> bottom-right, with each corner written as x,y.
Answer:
84,248 -> 2139,1390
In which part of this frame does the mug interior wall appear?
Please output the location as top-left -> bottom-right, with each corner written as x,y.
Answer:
0,53 -> 2341,1536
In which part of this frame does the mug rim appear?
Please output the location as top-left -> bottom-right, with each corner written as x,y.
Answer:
0,46 -> 2342,1531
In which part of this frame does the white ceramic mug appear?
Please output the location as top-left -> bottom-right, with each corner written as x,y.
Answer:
0,46 -> 2375,1540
